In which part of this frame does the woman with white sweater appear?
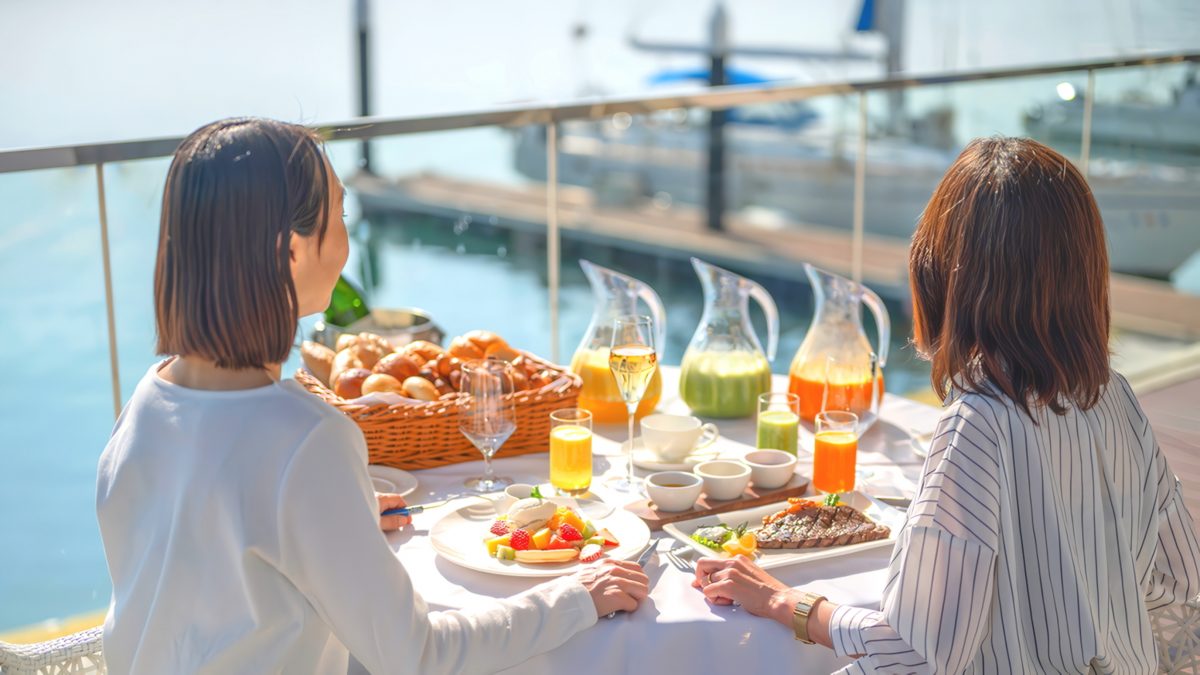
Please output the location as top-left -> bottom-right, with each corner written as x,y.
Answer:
96,117 -> 649,674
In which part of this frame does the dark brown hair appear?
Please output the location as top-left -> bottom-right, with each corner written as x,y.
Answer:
154,117 -> 331,369
909,136 -> 1110,415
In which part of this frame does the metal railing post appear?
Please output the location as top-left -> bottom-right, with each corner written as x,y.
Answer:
1080,69 -> 1095,177
851,92 -> 868,284
95,163 -> 122,419
546,123 -> 561,363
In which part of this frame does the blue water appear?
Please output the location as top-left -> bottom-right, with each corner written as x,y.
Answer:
2,0 -> 1198,631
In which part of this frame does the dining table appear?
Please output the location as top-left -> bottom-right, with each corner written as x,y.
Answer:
349,367 -> 944,674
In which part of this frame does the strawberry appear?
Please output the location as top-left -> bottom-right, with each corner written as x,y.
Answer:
579,543 -> 603,563
489,520 -> 512,536
558,523 -> 583,542
509,529 -> 533,551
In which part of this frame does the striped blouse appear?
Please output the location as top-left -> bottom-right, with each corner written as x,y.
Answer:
828,371 -> 1200,673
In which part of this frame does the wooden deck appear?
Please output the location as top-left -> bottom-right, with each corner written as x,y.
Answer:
354,172 -> 1200,340
1136,356 -> 1200,527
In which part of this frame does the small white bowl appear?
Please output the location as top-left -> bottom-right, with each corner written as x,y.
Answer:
645,471 -> 705,512
694,460 -> 752,501
743,449 -> 798,489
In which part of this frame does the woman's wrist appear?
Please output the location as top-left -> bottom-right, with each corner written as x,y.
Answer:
768,587 -> 805,628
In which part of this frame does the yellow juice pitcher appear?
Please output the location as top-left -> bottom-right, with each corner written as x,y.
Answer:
569,260 -> 666,423
788,264 -> 890,430
679,258 -> 779,418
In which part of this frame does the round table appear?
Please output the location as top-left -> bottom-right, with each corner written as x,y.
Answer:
352,368 -> 942,674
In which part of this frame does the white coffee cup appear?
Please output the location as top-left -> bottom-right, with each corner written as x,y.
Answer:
641,414 -> 719,463
694,460 -> 752,501
743,449 -> 799,490
644,471 -> 704,512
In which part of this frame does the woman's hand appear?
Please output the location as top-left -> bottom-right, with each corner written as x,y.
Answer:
693,557 -> 801,624
375,492 -> 411,531
574,559 -> 650,617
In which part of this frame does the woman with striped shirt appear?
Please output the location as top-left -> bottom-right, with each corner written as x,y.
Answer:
694,136 -> 1200,673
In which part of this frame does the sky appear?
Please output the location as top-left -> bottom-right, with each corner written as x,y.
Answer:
1,0 -> 1196,149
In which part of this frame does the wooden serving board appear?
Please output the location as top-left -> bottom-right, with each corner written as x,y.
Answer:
625,475 -> 811,531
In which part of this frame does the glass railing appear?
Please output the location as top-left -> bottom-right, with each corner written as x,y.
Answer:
1,51 -> 1197,633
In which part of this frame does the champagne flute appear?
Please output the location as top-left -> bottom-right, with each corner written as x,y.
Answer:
459,358 -> 516,492
605,315 -> 658,492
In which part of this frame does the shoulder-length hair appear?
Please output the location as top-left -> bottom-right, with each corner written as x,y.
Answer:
154,117 -> 331,369
909,136 -> 1110,415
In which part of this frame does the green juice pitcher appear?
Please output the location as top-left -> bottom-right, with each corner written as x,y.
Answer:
679,258 -> 779,418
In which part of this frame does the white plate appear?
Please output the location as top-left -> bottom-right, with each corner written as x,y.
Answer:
625,437 -> 720,472
430,497 -> 651,578
662,492 -> 904,570
367,465 -> 419,498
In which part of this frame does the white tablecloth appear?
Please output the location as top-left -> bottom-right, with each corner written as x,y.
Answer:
352,369 -> 943,675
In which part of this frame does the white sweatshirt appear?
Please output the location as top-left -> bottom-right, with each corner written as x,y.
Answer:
96,363 -> 597,674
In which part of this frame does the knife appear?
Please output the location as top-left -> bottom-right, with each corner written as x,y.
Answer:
605,537 -> 662,619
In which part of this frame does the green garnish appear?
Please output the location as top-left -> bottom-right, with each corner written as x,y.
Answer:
530,486 -> 545,500
823,493 -> 841,507
690,525 -> 733,551
690,522 -> 751,551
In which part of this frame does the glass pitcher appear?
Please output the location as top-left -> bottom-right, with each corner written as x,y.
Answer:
788,263 -> 890,429
569,260 -> 667,424
679,258 -> 779,418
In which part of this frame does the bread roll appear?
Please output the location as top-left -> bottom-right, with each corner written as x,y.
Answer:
329,348 -> 364,387
486,343 -> 520,363
300,341 -> 336,386
463,330 -> 506,354
374,352 -> 420,381
433,378 -> 454,396
334,367 -> 373,399
355,332 -> 393,368
335,333 -> 359,352
448,336 -> 485,361
361,373 -> 404,396
402,376 -> 439,402
402,340 -> 444,363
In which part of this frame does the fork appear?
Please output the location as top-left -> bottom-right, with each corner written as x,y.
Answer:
665,545 -> 695,573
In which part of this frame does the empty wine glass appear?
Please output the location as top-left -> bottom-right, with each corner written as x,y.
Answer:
460,358 -> 516,492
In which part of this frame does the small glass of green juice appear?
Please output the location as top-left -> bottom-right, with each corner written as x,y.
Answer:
757,392 -> 801,455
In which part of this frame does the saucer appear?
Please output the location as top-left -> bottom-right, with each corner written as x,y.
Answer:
367,465 -> 419,498
623,437 -> 720,472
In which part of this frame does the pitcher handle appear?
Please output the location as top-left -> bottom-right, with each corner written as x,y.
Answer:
635,282 -> 668,355
748,281 -> 780,362
861,286 -> 891,368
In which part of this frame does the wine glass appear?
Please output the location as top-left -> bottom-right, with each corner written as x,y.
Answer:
605,315 -> 658,492
459,358 -> 516,492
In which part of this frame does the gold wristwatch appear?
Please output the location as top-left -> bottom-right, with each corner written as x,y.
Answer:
791,591 -> 826,644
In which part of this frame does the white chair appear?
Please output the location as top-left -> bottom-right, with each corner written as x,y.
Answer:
0,627 -> 105,674
1153,598 -> 1200,674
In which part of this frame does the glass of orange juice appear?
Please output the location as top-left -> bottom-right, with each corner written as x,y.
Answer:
550,408 -> 593,496
812,410 -> 859,494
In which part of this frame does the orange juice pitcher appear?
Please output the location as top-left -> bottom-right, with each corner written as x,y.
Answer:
788,264 -> 890,430
569,260 -> 666,424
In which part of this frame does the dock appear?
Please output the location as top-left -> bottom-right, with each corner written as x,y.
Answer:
353,172 -> 1200,340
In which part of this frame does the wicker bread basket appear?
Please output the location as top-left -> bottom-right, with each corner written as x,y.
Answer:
294,352 -> 582,470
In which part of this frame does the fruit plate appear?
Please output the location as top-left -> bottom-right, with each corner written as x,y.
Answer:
430,497 -> 652,578
661,492 -> 905,571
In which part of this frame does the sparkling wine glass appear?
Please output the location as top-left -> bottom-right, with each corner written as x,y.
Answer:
605,315 -> 658,492
460,358 -> 516,492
